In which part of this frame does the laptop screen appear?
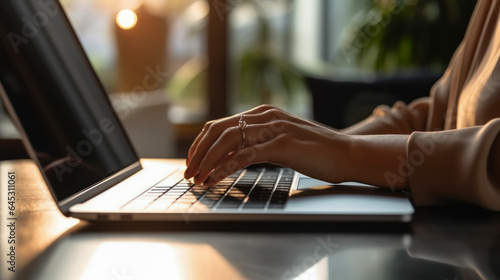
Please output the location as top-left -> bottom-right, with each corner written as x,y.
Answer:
0,0 -> 139,201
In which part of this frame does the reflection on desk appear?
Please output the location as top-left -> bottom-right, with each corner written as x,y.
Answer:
1,160 -> 499,280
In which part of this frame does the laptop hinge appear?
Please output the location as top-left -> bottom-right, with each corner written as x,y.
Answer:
58,161 -> 142,214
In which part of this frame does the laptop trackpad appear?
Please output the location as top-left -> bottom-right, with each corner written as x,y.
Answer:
296,178 -> 376,190
286,178 -> 413,214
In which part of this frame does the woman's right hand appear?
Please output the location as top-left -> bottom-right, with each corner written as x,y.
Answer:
184,105 -> 351,188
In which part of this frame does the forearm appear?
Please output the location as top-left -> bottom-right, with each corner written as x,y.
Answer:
341,98 -> 432,135
343,134 -> 410,191
340,117 -> 388,135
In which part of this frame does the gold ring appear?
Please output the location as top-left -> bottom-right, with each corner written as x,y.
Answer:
238,114 -> 247,149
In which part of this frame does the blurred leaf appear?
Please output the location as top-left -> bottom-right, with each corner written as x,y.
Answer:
234,0 -> 305,105
338,0 -> 476,72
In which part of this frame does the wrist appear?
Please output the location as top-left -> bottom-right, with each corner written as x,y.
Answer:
330,132 -> 353,183
341,134 -> 359,183
340,134 -> 410,190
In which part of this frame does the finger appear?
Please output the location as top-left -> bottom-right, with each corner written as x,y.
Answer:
186,105 -> 275,165
186,119 -> 282,180
192,123 -> 280,184
185,111 -> 286,176
187,120 -> 215,165
201,136 -> 288,187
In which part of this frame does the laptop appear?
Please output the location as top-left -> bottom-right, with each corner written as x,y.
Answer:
0,0 -> 414,222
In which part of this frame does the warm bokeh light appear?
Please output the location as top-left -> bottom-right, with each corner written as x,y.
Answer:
116,9 -> 138,30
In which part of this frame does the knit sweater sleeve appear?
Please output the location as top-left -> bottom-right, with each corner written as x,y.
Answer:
407,118 -> 500,210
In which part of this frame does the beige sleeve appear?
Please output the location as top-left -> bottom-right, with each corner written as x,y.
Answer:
407,118 -> 500,210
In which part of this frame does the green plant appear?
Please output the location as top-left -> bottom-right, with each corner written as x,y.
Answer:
339,0 -> 476,72
168,0 -> 305,107
235,0 -> 305,105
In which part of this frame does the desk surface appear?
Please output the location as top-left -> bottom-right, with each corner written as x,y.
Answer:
1,160 -> 499,280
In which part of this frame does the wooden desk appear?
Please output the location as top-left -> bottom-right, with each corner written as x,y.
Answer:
1,160 -> 500,280
0,160 -> 81,277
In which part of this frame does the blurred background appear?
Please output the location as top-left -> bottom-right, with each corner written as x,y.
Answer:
0,0 -> 476,159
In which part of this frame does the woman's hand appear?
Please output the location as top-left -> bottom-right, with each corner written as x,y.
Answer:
184,105 -> 351,187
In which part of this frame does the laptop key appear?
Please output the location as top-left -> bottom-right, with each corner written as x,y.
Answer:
268,200 -> 287,209
268,191 -> 289,208
243,201 -> 267,209
195,199 -> 217,208
147,190 -> 168,194
217,196 -> 243,209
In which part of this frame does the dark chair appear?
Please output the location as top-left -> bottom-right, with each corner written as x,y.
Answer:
305,72 -> 441,129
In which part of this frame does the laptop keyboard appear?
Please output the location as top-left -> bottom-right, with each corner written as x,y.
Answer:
121,168 -> 293,212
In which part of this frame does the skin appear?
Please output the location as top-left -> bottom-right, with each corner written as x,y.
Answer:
184,104 -> 410,191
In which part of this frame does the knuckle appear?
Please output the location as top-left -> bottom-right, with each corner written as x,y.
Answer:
258,104 -> 276,111
203,120 -> 215,131
272,119 -> 289,130
266,108 -> 286,120
206,120 -> 222,134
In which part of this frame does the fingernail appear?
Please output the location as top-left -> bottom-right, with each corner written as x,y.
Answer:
184,167 -> 191,178
194,175 -> 202,186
